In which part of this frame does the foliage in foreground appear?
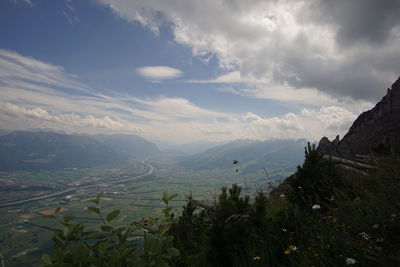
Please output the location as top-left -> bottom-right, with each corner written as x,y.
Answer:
44,143 -> 400,266
171,144 -> 400,266
42,192 -> 179,266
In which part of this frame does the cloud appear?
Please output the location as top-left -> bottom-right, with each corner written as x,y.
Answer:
63,0 -> 79,24
188,71 -> 243,84
96,0 -> 400,102
0,49 -> 91,94
136,66 -> 183,81
12,0 -> 34,6
0,49 -> 361,144
0,102 -> 123,129
304,0 -> 400,47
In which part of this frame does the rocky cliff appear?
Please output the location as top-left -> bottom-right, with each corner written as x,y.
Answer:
318,76 -> 400,159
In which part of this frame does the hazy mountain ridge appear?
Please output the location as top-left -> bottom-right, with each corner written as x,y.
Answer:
162,140 -> 227,156
93,134 -> 161,158
0,128 -> 308,173
0,131 -> 125,171
0,131 -> 162,171
178,138 -> 307,173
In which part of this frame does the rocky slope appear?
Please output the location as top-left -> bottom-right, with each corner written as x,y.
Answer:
318,76 -> 400,159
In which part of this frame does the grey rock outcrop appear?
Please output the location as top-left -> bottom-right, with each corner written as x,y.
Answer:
318,76 -> 400,159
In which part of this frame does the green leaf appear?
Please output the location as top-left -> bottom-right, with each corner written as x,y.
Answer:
162,192 -> 169,205
63,226 -> 70,237
96,191 -> 104,199
146,237 -> 159,251
169,193 -> 178,201
88,207 -> 100,214
106,210 -> 120,222
167,247 -> 180,257
159,224 -> 170,236
155,261 -> 169,267
54,207 -> 61,214
63,215 -> 75,222
52,248 -> 63,261
100,225 -> 113,232
41,253 -> 52,264
89,198 -> 99,204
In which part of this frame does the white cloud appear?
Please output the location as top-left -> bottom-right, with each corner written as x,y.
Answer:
0,49 -> 361,144
12,0 -> 34,6
0,49 -> 92,94
188,71 -> 243,84
0,101 -> 124,130
96,0 -> 400,102
136,66 -> 183,81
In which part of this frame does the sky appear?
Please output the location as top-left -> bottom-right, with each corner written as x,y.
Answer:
0,0 -> 399,146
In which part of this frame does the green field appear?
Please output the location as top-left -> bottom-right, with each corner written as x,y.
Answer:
0,159 -> 291,266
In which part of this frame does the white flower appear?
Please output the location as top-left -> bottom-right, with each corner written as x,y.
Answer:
359,232 -> 370,240
345,257 -> 356,265
281,228 -> 287,232
312,204 -> 321,210
280,194 -> 286,199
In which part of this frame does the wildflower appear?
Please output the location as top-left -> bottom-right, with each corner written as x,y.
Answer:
345,257 -> 356,265
280,194 -> 286,199
359,232 -> 370,240
281,228 -> 287,232
253,256 -> 260,260
284,245 -> 297,254
312,204 -> 321,210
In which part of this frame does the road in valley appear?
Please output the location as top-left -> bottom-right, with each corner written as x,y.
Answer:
0,159 -> 156,208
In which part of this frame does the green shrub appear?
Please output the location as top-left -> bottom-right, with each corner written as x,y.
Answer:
42,192 -> 180,267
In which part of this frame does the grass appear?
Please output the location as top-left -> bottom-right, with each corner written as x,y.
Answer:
263,155 -> 400,266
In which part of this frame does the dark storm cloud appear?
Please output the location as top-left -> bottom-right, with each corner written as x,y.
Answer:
310,0 -> 400,47
277,40 -> 400,101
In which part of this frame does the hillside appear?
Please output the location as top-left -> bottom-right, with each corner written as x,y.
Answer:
94,134 -> 161,158
178,139 -> 307,174
318,76 -> 400,159
0,131 -> 124,171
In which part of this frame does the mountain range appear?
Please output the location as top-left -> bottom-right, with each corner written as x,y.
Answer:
178,138 -> 307,174
0,130 -> 307,172
0,131 -> 160,171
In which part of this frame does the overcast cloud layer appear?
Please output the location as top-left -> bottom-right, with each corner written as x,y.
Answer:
97,0 -> 400,101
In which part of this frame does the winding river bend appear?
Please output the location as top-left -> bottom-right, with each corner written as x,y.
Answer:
0,159 -> 156,208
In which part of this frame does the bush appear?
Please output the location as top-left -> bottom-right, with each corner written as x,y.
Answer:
42,192 -> 180,267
